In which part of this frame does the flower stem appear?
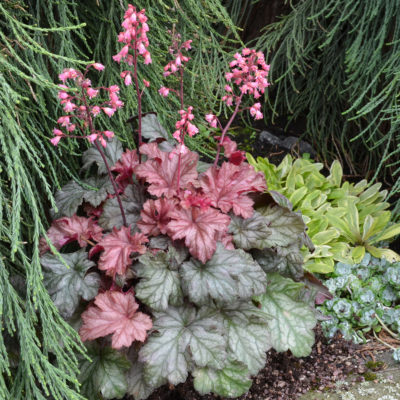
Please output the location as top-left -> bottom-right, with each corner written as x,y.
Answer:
176,67 -> 185,194
81,88 -> 127,226
214,92 -> 244,167
133,33 -> 142,163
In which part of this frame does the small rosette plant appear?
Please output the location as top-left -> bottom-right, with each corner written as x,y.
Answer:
42,5 -> 317,400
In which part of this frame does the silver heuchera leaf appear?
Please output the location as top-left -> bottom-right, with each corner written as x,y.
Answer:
81,138 -> 123,175
79,344 -> 130,400
180,243 -> 267,305
41,249 -> 100,319
139,305 -> 227,386
99,184 -> 146,230
255,273 -> 316,357
193,359 -> 252,398
134,250 -> 183,311
141,113 -> 174,152
257,205 -> 307,247
82,176 -> 114,207
229,212 -> 272,250
126,348 -> 166,400
53,180 -> 86,218
268,190 -> 293,211
53,177 -> 113,218
252,246 -> 304,280
218,301 -> 270,375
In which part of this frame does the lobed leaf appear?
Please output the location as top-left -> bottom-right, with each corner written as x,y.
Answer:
255,273 -> 316,357
180,243 -> 267,305
41,249 -> 100,319
139,305 -> 227,386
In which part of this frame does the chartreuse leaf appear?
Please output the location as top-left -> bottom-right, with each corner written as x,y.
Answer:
134,249 -> 183,311
82,138 -> 123,174
193,358 -> 252,398
218,301 -> 270,374
180,243 -> 267,305
372,222 -> 400,243
327,160 -> 343,187
139,305 -> 227,386
255,273 -> 316,357
41,249 -> 100,319
79,344 -> 130,400
229,212 -> 271,250
99,184 -> 146,229
257,205 -> 307,247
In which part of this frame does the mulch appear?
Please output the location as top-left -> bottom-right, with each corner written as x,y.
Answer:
145,325 -> 369,400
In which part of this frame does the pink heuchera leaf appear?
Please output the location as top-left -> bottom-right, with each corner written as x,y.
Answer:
111,149 -> 139,188
167,206 -> 230,263
95,226 -> 148,277
80,291 -> 152,349
137,198 -> 177,236
200,162 -> 267,219
134,143 -> 198,198
39,215 -> 103,255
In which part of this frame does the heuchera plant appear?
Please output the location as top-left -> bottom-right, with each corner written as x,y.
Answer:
42,5 -> 317,399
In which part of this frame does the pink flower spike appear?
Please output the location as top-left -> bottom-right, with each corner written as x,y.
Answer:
50,136 -> 62,146
92,106 -> 101,116
58,91 -> 69,100
109,85 -> 120,93
91,63 -> 105,71
67,124 -> 76,132
158,87 -> 170,97
143,79 -> 150,87
88,134 -> 98,143
100,137 -> 107,147
104,130 -> 114,138
63,101 -> 76,113
57,116 -> 70,126
87,88 -> 99,99
124,73 -> 132,86
102,107 -> 115,117
205,113 -> 218,128
53,128 -> 63,136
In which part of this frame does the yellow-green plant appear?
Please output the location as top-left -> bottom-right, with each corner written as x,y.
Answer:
248,154 -> 400,273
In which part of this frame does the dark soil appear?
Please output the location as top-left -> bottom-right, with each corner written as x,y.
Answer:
145,325 -> 367,400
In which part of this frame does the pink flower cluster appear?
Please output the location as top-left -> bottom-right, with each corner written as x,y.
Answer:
222,48 -> 270,119
113,5 -> 151,66
51,65 -> 122,147
163,36 -> 192,77
173,106 -> 199,144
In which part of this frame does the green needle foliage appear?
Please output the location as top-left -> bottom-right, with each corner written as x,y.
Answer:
250,0 -> 400,219
0,1 -> 242,398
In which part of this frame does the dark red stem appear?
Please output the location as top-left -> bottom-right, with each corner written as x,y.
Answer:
214,93 -> 244,167
176,67 -> 185,194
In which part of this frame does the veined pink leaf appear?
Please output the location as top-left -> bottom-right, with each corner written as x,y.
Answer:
112,149 -> 139,188
80,291 -> 152,349
95,226 -> 148,277
134,143 -> 198,198
167,206 -> 230,263
40,215 -> 103,255
200,162 -> 267,218
137,198 -> 177,236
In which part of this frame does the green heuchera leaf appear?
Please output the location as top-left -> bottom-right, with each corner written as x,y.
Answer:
180,243 -> 267,305
229,212 -> 271,250
193,359 -> 252,398
81,138 -> 123,175
99,184 -> 146,229
255,273 -> 316,357
218,301 -> 270,374
41,249 -> 100,319
257,205 -> 307,247
79,344 -> 130,400
53,176 -> 113,217
139,305 -> 227,386
134,249 -> 184,311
